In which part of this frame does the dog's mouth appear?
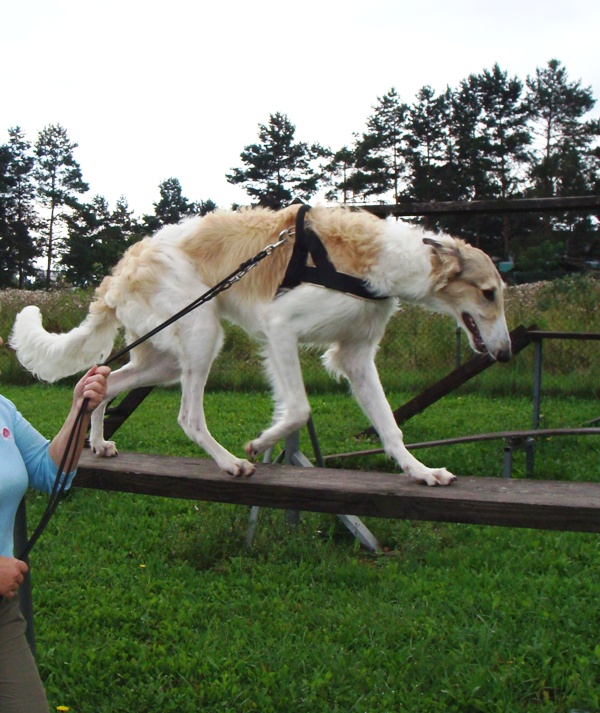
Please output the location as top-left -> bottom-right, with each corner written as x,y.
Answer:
462,312 -> 487,354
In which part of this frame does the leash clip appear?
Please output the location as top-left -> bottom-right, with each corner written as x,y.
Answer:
276,226 -> 295,243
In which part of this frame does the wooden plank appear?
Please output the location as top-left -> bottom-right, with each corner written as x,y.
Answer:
360,195 -> 600,218
528,331 -> 600,341
74,451 -> 600,534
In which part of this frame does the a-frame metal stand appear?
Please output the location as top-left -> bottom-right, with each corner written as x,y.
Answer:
245,417 -> 380,551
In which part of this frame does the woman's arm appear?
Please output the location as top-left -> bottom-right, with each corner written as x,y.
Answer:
48,365 -> 111,469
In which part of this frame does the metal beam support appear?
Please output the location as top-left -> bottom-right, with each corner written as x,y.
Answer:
361,195 -> 600,218
527,339 -> 544,475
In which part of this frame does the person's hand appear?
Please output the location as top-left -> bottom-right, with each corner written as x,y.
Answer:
0,556 -> 28,599
73,365 -> 111,414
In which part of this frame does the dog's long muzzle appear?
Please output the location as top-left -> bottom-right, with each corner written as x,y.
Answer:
461,312 -> 511,362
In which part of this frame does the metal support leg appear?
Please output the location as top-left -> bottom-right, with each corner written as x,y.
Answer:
245,418 -> 380,551
502,443 -> 513,479
336,514 -> 380,550
283,430 -> 303,528
524,437 -> 536,477
13,498 -> 36,658
455,327 -> 462,369
532,340 -> 543,430
244,445 -> 278,548
244,506 -> 261,549
528,340 -> 543,476
306,416 -> 324,467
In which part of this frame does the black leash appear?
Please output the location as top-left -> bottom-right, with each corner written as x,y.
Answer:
16,235 -> 288,560
18,397 -> 91,559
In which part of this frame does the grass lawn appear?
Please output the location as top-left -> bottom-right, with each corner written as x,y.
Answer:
4,384 -> 600,713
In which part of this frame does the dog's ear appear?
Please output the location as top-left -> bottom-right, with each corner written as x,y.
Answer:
423,237 -> 463,288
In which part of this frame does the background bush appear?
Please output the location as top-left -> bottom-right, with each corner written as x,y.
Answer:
1,274 -> 599,396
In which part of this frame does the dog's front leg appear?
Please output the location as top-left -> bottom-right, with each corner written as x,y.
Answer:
327,343 -> 456,486
244,336 -> 311,459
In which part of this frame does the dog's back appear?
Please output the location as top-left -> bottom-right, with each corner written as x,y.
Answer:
173,204 -> 384,302
175,206 -> 299,302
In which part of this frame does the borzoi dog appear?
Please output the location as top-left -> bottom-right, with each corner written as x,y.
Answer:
10,205 -> 511,486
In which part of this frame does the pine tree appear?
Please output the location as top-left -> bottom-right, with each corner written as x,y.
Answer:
323,146 -> 357,203
450,75 -> 493,201
197,198 -> 217,216
145,177 -> 196,232
0,128 -> 39,287
476,64 -> 530,199
352,88 -> 409,203
112,195 -> 143,246
474,65 -> 531,255
526,59 -> 598,198
63,195 -> 142,286
34,124 -> 88,287
0,144 -> 14,286
62,196 -> 108,286
404,86 -> 453,203
526,59 -> 599,261
227,112 -> 329,209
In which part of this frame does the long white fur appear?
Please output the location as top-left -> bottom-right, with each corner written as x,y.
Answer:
10,206 -> 511,485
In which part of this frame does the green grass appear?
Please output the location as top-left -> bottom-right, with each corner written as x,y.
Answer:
4,384 -> 600,712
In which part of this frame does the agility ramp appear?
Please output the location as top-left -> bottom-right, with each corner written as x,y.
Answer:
74,450 -> 600,534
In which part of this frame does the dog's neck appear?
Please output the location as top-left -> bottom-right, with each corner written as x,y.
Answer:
364,224 -> 438,303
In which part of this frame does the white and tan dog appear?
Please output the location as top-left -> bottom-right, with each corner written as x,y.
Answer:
10,205 -> 511,486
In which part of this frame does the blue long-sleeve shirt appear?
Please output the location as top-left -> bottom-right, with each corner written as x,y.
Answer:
0,395 -> 75,558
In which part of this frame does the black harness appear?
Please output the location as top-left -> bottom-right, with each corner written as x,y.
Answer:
278,205 -> 387,301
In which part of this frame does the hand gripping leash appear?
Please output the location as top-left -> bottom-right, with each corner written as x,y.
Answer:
17,234 -> 290,560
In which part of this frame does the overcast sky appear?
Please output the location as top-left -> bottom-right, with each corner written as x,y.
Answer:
2,0 -> 599,216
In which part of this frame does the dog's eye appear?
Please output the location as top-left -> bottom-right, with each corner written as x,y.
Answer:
482,288 -> 496,302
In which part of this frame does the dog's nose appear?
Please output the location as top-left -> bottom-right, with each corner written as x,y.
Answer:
495,347 -> 511,363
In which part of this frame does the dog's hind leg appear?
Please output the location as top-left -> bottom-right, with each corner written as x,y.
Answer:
176,313 -> 256,477
325,341 -> 456,486
89,343 -> 181,457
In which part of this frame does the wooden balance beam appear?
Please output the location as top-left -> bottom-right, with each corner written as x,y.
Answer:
75,450 -> 600,534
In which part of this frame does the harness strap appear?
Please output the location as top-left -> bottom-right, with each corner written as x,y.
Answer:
279,205 -> 387,300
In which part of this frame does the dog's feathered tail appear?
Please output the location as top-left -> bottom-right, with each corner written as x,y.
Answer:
9,287 -> 119,383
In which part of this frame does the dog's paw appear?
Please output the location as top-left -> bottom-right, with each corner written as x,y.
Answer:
430,467 -> 457,486
225,458 -> 256,478
244,439 -> 261,460
408,466 -> 457,487
91,440 -> 119,458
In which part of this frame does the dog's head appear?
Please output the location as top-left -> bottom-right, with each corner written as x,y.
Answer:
424,236 -> 511,362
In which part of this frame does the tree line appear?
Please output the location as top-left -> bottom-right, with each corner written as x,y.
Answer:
0,124 -> 217,288
1,59 -> 599,289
